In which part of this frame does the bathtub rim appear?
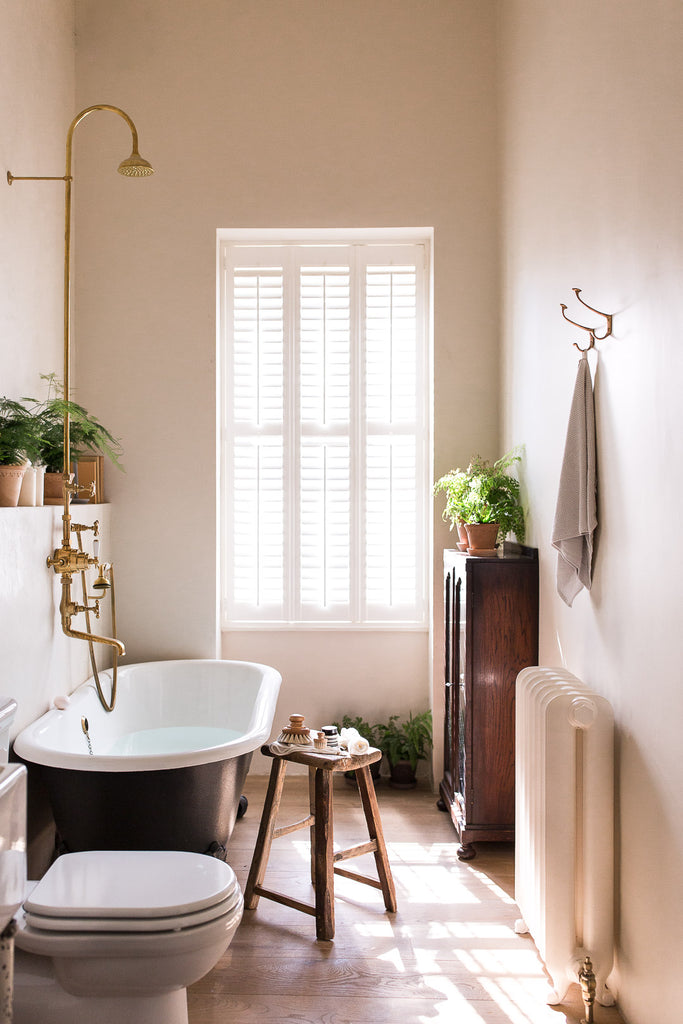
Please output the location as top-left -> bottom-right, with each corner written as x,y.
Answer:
13,659 -> 281,773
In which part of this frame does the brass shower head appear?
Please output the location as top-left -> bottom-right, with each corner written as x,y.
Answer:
117,150 -> 154,177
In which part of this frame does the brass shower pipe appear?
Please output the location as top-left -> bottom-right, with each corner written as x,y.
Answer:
7,105 -> 154,697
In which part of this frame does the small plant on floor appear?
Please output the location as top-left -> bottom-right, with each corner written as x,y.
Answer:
376,710 -> 433,789
333,714 -> 383,782
333,714 -> 382,749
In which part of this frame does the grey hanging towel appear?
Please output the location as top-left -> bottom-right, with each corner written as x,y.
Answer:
551,353 -> 597,606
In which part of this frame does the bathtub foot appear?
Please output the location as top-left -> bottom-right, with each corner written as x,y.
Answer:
237,795 -> 248,819
55,835 -> 70,859
204,841 -> 227,860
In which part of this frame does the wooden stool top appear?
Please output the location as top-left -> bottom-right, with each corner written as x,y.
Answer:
261,743 -> 381,772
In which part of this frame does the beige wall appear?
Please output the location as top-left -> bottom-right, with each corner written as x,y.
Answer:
0,0 -> 74,401
0,0 -> 97,734
499,3 -> 683,1022
72,0 -> 500,761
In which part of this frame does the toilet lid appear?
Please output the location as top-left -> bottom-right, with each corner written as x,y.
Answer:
24,851 -> 239,925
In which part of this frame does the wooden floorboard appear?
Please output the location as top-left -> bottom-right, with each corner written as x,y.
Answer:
188,774 -> 624,1024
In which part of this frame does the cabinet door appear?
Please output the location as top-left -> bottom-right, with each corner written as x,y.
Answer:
469,562 -> 527,827
443,569 -> 454,784
455,573 -> 467,808
443,568 -> 466,806
443,570 -> 457,792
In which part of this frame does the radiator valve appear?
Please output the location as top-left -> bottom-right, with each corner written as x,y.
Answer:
579,956 -> 597,1023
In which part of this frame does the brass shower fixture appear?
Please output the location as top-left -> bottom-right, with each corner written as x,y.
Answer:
7,105 -> 154,702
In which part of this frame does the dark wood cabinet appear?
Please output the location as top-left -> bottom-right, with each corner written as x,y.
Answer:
439,545 -> 539,859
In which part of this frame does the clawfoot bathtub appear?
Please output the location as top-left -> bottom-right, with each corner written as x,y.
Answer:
14,659 -> 281,857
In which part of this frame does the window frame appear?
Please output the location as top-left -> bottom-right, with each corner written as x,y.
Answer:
218,228 -> 433,631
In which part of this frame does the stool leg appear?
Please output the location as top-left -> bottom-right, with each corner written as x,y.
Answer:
244,757 -> 288,909
313,767 -> 334,940
355,765 -> 397,913
308,765 -> 316,886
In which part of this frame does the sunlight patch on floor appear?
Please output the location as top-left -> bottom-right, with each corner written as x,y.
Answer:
416,973 -> 491,1022
477,974 -> 564,1024
391,862 -> 482,903
444,922 -> 519,939
350,834 -> 564,1024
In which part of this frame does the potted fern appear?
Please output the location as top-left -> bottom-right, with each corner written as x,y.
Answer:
0,398 -> 43,506
434,447 -> 525,555
376,710 -> 433,789
30,375 -> 123,502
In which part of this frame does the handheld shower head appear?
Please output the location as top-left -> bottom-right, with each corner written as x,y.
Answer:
117,150 -> 154,177
92,566 -> 112,590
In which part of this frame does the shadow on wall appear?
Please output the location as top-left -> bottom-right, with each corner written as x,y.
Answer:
612,729 -> 677,993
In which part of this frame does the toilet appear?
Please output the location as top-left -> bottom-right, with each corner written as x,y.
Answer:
0,698 -> 243,1024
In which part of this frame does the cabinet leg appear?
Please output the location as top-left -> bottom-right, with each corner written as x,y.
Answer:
457,843 -> 476,861
436,797 -> 447,812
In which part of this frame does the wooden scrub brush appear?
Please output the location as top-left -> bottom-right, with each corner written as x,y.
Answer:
276,714 -> 312,745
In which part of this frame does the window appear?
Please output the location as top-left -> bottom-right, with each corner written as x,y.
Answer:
219,231 -> 431,628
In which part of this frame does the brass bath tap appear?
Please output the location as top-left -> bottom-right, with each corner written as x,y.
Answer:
48,516 -> 126,659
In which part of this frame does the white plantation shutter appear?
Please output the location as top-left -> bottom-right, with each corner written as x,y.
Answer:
221,237 -> 429,627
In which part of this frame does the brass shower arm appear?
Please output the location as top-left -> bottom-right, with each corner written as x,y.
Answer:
7,172 -> 72,185
7,105 -> 146,180
7,105 -> 148,184
64,104 -> 148,178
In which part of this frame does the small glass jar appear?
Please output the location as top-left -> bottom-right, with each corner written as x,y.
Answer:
320,725 -> 339,750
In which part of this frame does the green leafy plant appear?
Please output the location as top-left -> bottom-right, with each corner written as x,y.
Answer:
26,374 -> 123,473
0,397 -> 44,466
376,710 -> 433,773
434,446 -> 525,545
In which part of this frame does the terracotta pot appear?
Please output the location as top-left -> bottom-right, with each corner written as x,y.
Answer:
465,522 -> 499,554
44,471 -> 64,505
456,520 -> 469,551
388,760 -> 417,790
0,465 -> 28,507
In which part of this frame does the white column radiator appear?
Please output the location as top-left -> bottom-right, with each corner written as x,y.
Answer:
514,666 -> 615,1007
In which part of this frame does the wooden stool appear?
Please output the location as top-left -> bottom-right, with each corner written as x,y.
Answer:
244,744 -> 397,940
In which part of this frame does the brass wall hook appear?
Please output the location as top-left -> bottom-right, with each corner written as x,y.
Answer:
560,288 -> 613,353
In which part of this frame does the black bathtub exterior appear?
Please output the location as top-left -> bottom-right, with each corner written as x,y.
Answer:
36,752 -> 252,859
